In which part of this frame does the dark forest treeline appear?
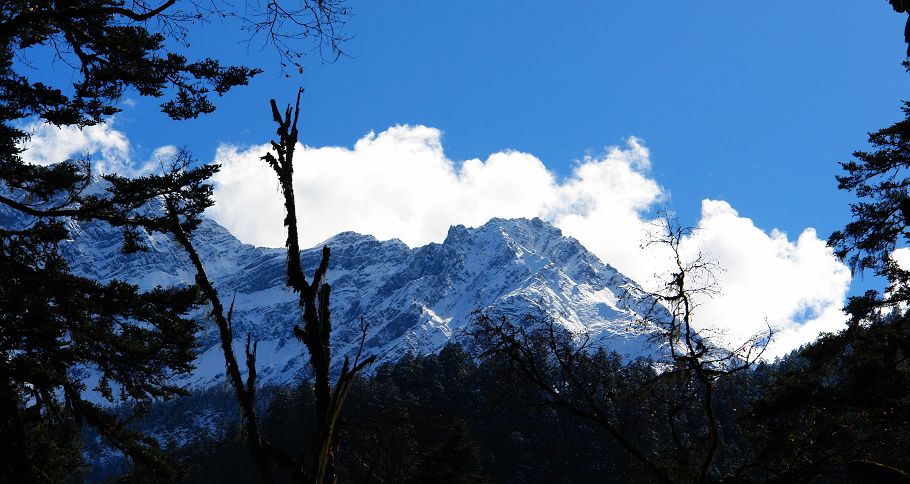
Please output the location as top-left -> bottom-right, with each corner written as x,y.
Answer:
162,309 -> 910,484
167,343 -> 629,483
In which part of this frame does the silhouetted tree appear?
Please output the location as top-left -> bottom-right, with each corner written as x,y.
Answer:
756,96 -> 910,482
748,309 -> 910,481
733,4 -> 910,481
167,90 -> 374,483
0,142 -> 214,481
637,216 -> 771,482
1,0 -> 351,480
829,102 -> 910,319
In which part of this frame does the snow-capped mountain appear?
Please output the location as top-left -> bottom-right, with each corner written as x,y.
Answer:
5,193 -> 667,389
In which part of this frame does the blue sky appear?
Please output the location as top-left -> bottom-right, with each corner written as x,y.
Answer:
110,1 -> 908,240
20,2 -> 909,355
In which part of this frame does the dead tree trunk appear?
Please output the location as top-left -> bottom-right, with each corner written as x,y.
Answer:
165,89 -> 374,483
261,89 -> 375,483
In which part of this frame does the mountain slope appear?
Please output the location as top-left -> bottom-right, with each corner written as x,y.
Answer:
3,193 -> 666,389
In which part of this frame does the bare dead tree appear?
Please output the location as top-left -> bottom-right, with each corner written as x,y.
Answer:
161,90 -> 374,483
639,214 -> 773,483
473,214 -> 773,483
262,88 -> 376,483
165,199 -> 279,479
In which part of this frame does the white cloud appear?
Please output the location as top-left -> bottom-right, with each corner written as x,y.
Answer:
16,119 -> 174,178
209,125 -> 851,358
133,144 -> 180,177
679,200 -> 851,357
892,247 -> 910,271
19,120 -> 132,174
549,139 -> 666,288
18,118 -> 850,357
208,126 -> 560,249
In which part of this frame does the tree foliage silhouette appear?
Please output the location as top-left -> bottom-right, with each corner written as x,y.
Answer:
761,4 -> 910,476
890,0 -> 910,66
786,97 -> 910,482
829,102 -> 910,320
0,0 -> 351,480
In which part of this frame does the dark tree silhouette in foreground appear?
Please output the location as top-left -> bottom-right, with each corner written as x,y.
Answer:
0,151 -> 217,481
474,215 -> 771,483
740,3 -> 910,481
638,216 -> 772,482
0,0 -> 351,480
746,7 -> 910,474
751,101 -> 910,482
166,90 -> 374,483
262,91 -> 377,484
830,102 -> 910,318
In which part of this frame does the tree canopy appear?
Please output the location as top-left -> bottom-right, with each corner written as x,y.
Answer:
0,0 -> 350,481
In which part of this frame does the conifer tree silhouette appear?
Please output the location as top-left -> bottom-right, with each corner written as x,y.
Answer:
0,0 -> 352,479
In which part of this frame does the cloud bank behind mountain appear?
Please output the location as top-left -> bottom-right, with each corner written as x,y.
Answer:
21,121 -> 851,357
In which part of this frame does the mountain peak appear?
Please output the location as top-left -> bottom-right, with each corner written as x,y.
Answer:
46,209 -> 664,390
478,216 -> 561,236
315,230 -> 375,247
444,217 -> 565,250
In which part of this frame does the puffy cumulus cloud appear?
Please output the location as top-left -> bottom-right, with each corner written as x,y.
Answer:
19,120 -> 131,174
549,139 -> 667,287
207,125 -> 850,358
17,119 -> 171,177
679,201 -> 851,357
208,125 -> 559,248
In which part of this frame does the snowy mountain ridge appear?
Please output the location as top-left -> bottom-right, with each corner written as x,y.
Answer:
3,192 -> 668,389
